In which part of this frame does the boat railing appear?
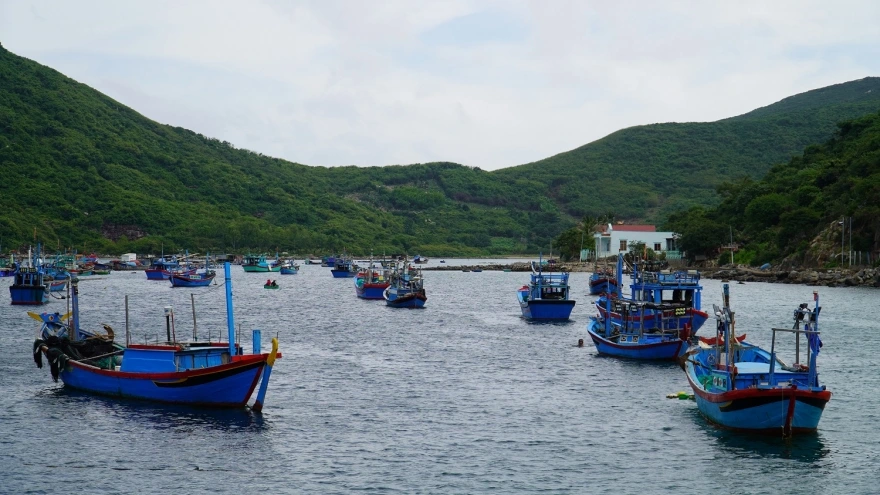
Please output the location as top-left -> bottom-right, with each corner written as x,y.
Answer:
637,270 -> 700,285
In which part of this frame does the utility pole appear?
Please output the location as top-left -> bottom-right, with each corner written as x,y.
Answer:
729,226 -> 734,265
849,216 -> 853,267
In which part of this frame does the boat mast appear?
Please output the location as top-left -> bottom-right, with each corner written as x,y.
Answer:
224,262 -> 236,356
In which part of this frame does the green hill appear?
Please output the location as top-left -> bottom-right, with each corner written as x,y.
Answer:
493,77 -> 880,221
2,42 -> 879,256
664,111 -> 880,267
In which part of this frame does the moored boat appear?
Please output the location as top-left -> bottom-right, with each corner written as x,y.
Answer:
682,284 -> 831,435
516,258 -> 575,320
330,254 -> 357,278
279,259 -> 299,275
10,266 -> 49,305
354,261 -> 390,299
589,263 -> 618,295
586,297 -> 693,360
31,263 -> 281,410
242,254 -> 281,273
383,259 -> 427,308
596,257 -> 708,333
169,270 -> 216,287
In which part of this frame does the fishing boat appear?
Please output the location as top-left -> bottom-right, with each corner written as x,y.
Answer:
145,256 -> 184,280
354,261 -> 390,299
330,254 -> 357,278
321,255 -> 336,267
383,260 -> 427,308
306,257 -> 322,265
596,257 -> 709,333
412,255 -> 428,264
241,254 -> 281,273
682,284 -> 831,435
589,263 -> 618,295
516,259 -> 575,320
31,263 -> 281,410
47,279 -> 68,292
169,269 -> 216,287
1,251 -> 18,277
279,259 -> 299,275
586,296 -> 694,360
10,266 -> 49,305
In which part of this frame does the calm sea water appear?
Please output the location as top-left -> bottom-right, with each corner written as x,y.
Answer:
1,260 -> 877,494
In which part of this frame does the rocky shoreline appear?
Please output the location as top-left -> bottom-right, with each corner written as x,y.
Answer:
422,261 -> 880,288
700,266 -> 880,288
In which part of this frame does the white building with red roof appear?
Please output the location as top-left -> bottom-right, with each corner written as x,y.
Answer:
592,224 -> 680,259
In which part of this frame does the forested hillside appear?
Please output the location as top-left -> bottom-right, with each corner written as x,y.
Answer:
1,42 -> 879,256
665,111 -> 880,267
495,78 -> 880,222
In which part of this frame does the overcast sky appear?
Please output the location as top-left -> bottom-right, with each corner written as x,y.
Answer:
2,1 -> 879,171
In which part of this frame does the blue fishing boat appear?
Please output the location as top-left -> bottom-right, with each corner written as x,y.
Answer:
516,259 -> 575,320
682,285 -> 831,435
321,255 -> 336,267
586,295 -> 694,359
384,260 -> 427,308
169,270 -> 216,287
32,263 -> 280,410
145,255 -> 183,280
412,254 -> 428,264
47,279 -> 68,292
1,251 -> 18,277
330,254 -> 357,278
279,259 -> 299,275
589,263 -> 618,295
596,257 -> 709,333
354,261 -> 390,299
10,266 -> 49,305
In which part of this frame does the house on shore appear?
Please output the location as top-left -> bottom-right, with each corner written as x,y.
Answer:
591,224 -> 681,260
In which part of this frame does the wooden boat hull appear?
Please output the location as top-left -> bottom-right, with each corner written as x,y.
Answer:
684,358 -> 831,432
242,265 -> 281,272
587,319 -> 686,360
589,276 -> 617,295
48,280 -> 68,292
11,285 -> 48,305
279,267 -> 298,275
356,281 -> 390,300
384,288 -> 427,308
517,288 -> 575,320
56,354 -> 269,407
263,285 -> 280,290
331,269 -> 356,278
169,273 -> 215,287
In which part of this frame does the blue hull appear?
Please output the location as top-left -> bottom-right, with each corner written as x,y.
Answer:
59,358 -> 267,406
356,285 -> 387,300
280,268 -> 298,275
685,360 -> 831,432
586,320 -> 686,360
169,278 -> 213,287
145,269 -> 171,280
386,297 -> 426,308
519,300 -> 575,320
589,278 -> 617,295
10,286 -> 48,305
331,270 -> 356,278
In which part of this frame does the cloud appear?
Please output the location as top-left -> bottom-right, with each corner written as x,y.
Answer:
2,0 -> 879,170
